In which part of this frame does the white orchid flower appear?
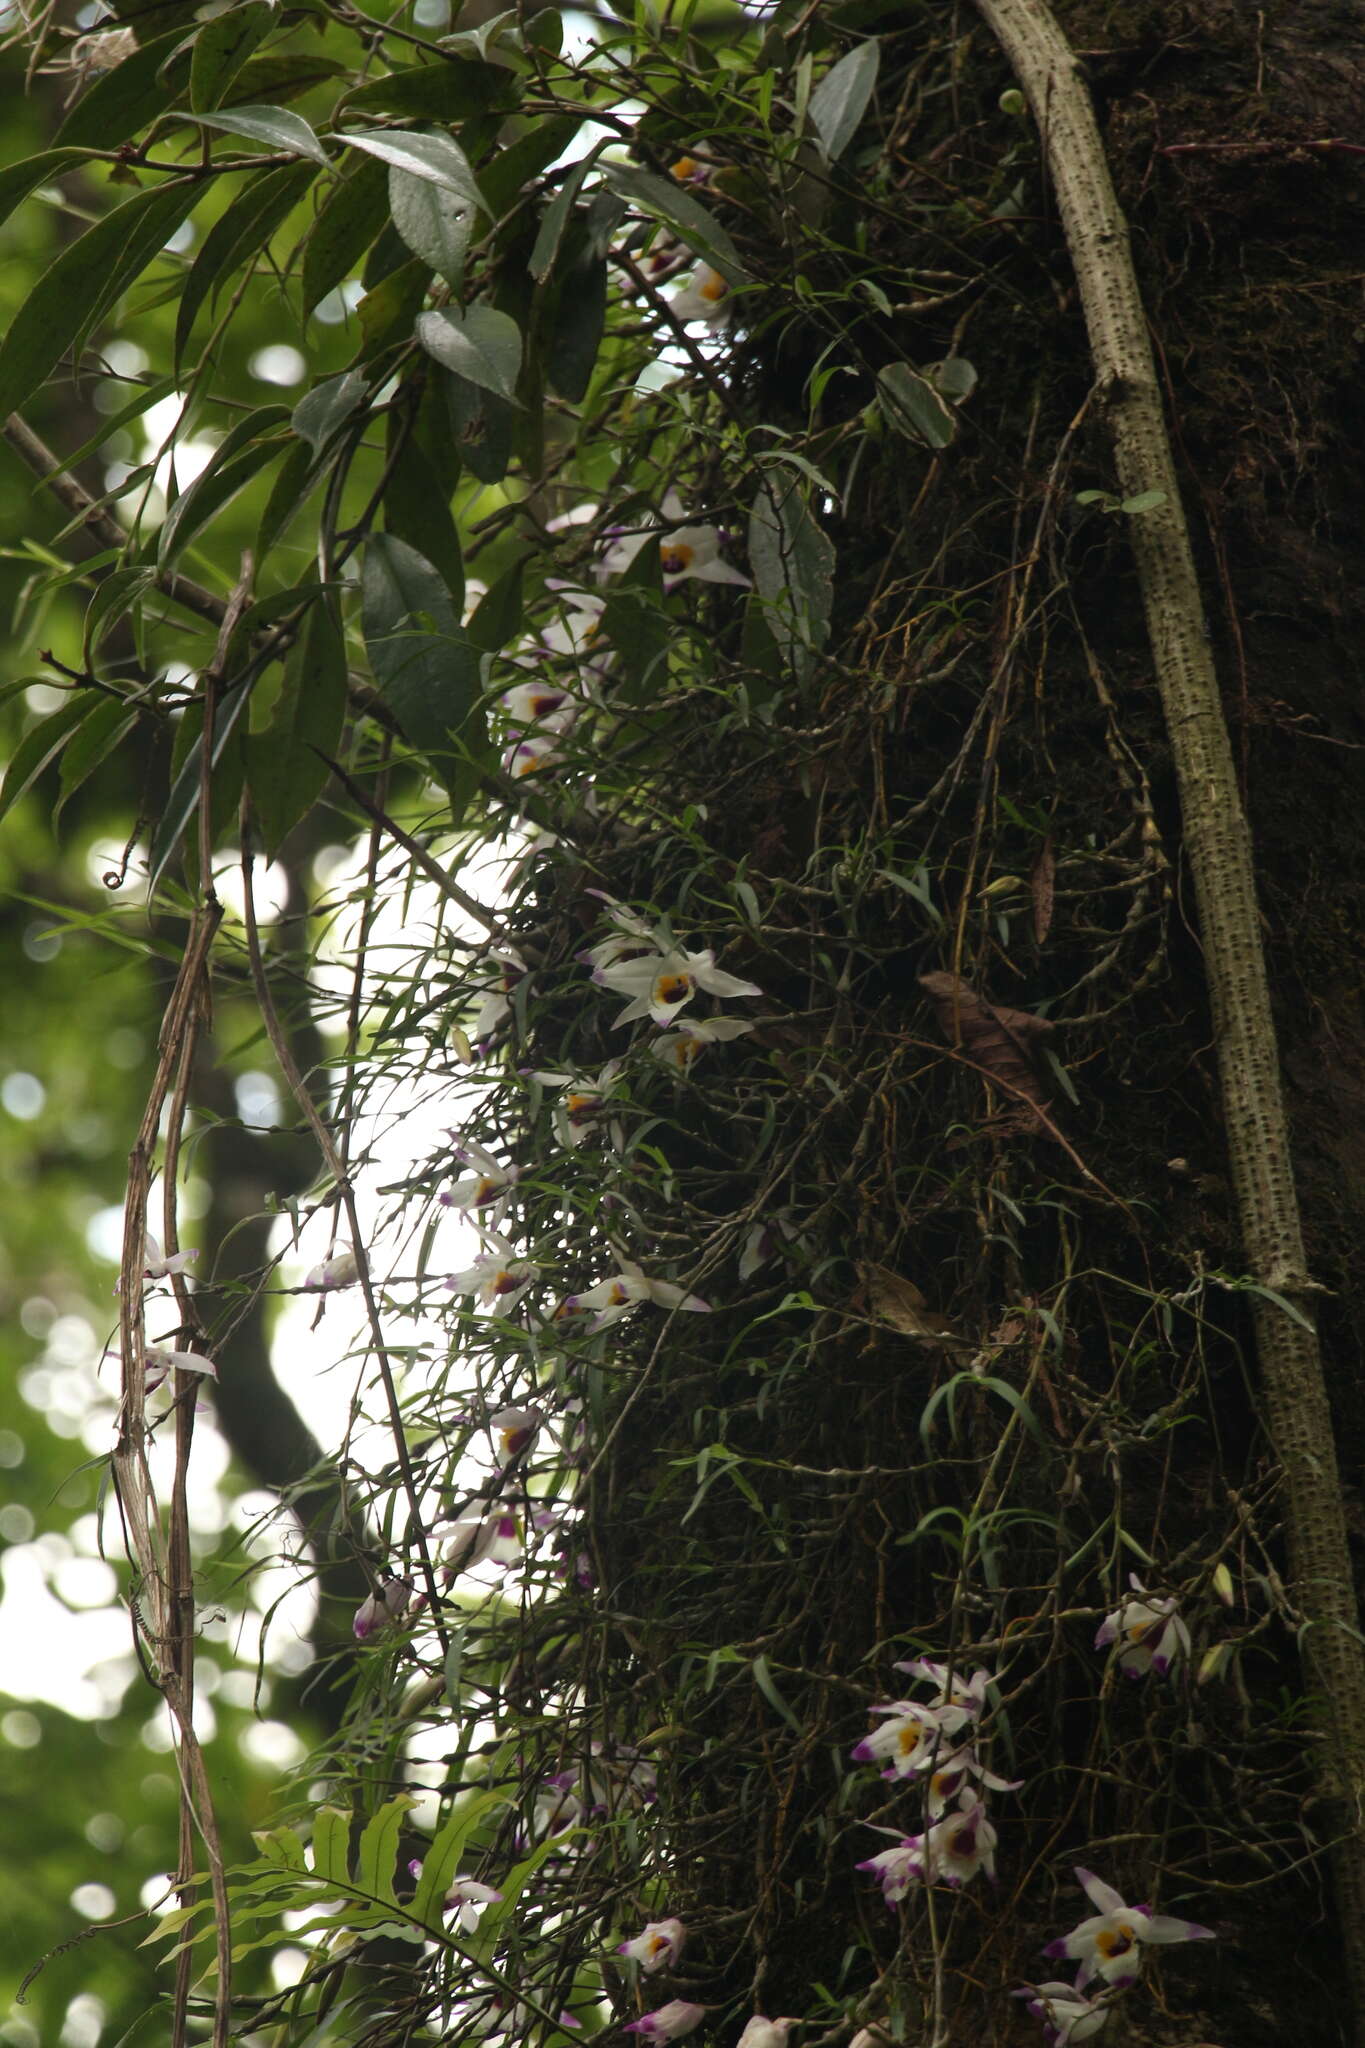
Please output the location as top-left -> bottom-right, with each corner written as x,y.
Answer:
1094,1576 -> 1191,1679
1013,1981 -> 1111,2045
623,2002 -> 708,2042
529,1769 -> 584,1840
617,1916 -> 687,1973
852,1698 -> 960,1778
502,679 -> 576,725
658,519 -> 750,587
528,1060 -> 626,1149
598,490 -> 748,589
737,1210 -> 805,1282
434,1506 -> 522,1574
442,1875 -> 503,1933
923,1786 -> 998,1885
489,1403 -> 543,1460
469,947 -> 527,1043
856,1831 -> 927,1907
920,1743 -> 1023,1820
353,1576 -> 412,1641
442,1141 -> 519,1215
144,1345 -> 217,1393
736,2020 -> 797,2048
652,1016 -> 756,1070
503,730 -> 567,779
596,946 -> 761,1028
669,264 -> 732,326
892,1656 -> 995,1734
562,1258 -> 710,1331
445,1234 -> 536,1314
303,1247 -> 360,1291
140,1235 -> 199,1281
1042,1868 -> 1214,1990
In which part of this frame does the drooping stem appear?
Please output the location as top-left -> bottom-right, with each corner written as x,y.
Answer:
971,0 -> 1365,2026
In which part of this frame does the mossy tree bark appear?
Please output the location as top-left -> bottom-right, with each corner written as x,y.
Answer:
973,0 -> 1365,2028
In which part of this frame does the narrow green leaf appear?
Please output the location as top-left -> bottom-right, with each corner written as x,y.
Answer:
343,58 -> 516,123
415,305 -> 522,402
0,149 -> 91,239
0,694 -> 99,827
223,51 -> 347,107
752,1654 -> 803,1731
357,1796 -> 415,1908
310,1807 -> 352,1889
529,150 -> 599,280
182,105 -> 330,166
148,680 -> 255,892
362,532 -> 485,773
477,113 -> 582,220
601,163 -> 746,285
54,26 -> 189,148
382,433 -> 463,608
243,585 -> 347,852
0,180 -> 201,423
302,155 -> 390,318
256,438 -> 318,558
157,407 -> 291,569
175,160 -> 318,365
82,567 -> 156,666
190,0 -> 273,110
808,39 -> 880,161
55,695 -> 138,823
291,369 -> 368,453
388,163 -> 472,286
877,362 -> 956,450
337,129 -> 486,212
546,254 -> 606,403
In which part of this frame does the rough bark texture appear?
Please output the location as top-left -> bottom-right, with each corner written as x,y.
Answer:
976,0 -> 1365,2026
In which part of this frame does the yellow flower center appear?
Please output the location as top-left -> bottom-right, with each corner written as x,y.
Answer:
1096,1923 -> 1136,1959
701,273 -> 728,303
656,971 -> 694,1005
671,155 -> 699,181
660,544 -> 695,575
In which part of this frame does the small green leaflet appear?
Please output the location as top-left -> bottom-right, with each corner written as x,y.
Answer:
808,39 -> 880,161
180,105 -> 330,166
415,306 -> 522,403
337,128 -> 487,213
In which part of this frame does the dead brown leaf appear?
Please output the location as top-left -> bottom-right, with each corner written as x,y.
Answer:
859,1262 -> 969,1347
919,971 -> 1054,1129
